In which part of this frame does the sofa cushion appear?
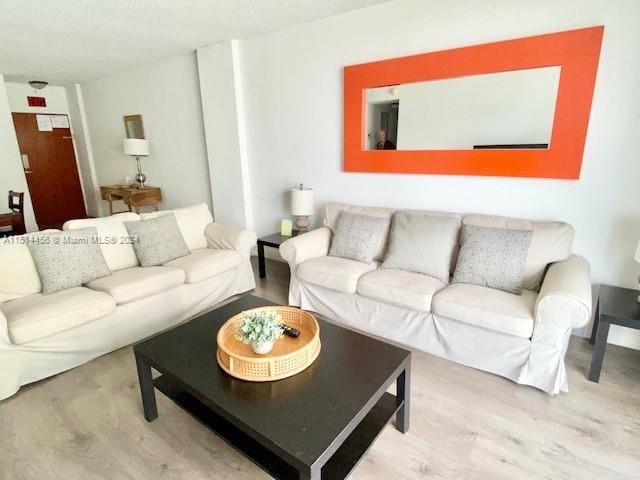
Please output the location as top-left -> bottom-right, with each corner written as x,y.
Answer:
297,256 -> 377,293
27,228 -> 112,294
141,203 -> 213,251
86,266 -> 186,304
3,287 -> 116,345
382,211 -> 461,282
357,269 -> 446,312
64,212 -> 140,271
0,232 -> 49,302
432,283 -> 537,339
328,212 -> 388,264
125,214 -> 190,267
324,202 -> 394,262
165,248 -> 242,284
463,214 -> 573,291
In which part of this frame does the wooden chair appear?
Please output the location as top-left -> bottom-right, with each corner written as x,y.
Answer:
0,191 -> 26,237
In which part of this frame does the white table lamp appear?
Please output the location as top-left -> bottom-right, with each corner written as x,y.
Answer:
291,184 -> 314,233
124,139 -> 150,188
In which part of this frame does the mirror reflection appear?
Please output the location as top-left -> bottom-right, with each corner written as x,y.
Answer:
365,66 -> 560,151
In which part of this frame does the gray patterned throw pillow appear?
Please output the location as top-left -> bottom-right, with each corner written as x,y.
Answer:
328,212 -> 387,264
452,224 -> 533,294
125,213 -> 189,267
27,227 -> 112,294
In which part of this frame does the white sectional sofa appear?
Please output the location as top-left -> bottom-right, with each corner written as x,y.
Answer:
0,204 -> 256,401
281,202 -> 592,395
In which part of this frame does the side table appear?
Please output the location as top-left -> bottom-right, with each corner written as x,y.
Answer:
589,284 -> 640,382
257,232 -> 298,279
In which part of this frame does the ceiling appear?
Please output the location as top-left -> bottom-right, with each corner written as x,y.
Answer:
0,0 -> 388,85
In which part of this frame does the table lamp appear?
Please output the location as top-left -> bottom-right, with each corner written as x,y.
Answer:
123,139 -> 150,188
635,239 -> 640,302
291,184 -> 314,233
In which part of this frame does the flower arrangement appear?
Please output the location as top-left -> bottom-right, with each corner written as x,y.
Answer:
236,310 -> 285,354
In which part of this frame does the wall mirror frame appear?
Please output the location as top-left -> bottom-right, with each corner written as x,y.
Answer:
123,114 -> 145,139
343,26 -> 603,179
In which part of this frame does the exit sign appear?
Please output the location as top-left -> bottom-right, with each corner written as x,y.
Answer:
27,96 -> 46,107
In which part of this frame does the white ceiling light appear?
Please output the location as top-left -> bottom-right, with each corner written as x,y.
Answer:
28,80 -> 48,90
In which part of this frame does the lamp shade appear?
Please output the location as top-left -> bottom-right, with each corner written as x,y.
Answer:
123,138 -> 149,156
291,187 -> 314,216
635,238 -> 640,263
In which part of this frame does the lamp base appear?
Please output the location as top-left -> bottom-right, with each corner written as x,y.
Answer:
135,156 -> 146,188
135,173 -> 146,189
294,215 -> 310,233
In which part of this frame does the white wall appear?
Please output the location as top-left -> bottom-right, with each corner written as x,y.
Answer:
197,40 -> 252,227
66,85 -> 101,217
81,52 -> 212,215
237,0 -> 640,349
0,76 -> 37,231
5,82 -> 70,114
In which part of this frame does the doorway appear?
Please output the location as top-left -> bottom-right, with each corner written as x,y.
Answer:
12,113 -> 86,229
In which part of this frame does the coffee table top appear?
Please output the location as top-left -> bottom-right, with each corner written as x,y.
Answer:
134,295 -> 410,470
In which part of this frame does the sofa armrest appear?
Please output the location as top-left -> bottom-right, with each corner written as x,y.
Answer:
0,308 -> 10,345
205,222 -> 257,257
534,255 -> 592,333
279,227 -> 332,270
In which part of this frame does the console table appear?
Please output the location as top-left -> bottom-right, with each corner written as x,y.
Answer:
100,185 -> 162,214
589,284 -> 640,383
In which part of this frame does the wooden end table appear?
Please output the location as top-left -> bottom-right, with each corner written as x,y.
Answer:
589,284 -> 640,382
257,232 -> 298,279
100,185 -> 162,214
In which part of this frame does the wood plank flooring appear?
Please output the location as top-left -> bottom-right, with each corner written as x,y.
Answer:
1,257 -> 639,479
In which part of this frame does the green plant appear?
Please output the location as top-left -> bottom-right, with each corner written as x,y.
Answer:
236,310 -> 284,345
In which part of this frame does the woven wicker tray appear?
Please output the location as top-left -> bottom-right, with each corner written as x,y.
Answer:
216,306 -> 321,382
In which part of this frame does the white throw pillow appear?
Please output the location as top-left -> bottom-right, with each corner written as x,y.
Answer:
452,224 -> 533,294
64,212 -> 140,271
27,228 -> 112,294
463,214 -> 573,291
382,211 -> 461,282
141,203 -> 213,251
328,212 -> 388,264
125,214 -> 190,267
324,202 -> 394,262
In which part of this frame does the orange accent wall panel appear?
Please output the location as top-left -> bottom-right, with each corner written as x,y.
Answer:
343,26 -> 604,179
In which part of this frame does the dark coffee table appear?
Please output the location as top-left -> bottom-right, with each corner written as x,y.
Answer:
134,295 -> 411,479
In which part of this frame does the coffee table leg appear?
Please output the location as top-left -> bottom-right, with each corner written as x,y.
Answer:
589,320 -> 610,383
396,363 -> 411,433
135,353 -> 158,422
258,242 -> 266,279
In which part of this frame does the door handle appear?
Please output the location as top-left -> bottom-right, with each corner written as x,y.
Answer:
21,154 -> 31,171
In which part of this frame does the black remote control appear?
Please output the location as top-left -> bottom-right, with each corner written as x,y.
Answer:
282,324 -> 300,338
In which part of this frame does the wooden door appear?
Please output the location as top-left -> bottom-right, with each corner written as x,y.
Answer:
12,113 -> 86,230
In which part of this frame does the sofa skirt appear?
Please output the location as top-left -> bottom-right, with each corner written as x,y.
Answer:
296,281 -> 571,395
0,259 -> 255,401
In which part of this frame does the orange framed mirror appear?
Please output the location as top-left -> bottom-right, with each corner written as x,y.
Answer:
343,26 -> 603,179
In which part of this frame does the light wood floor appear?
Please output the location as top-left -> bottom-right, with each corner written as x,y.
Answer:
1,258 -> 639,480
